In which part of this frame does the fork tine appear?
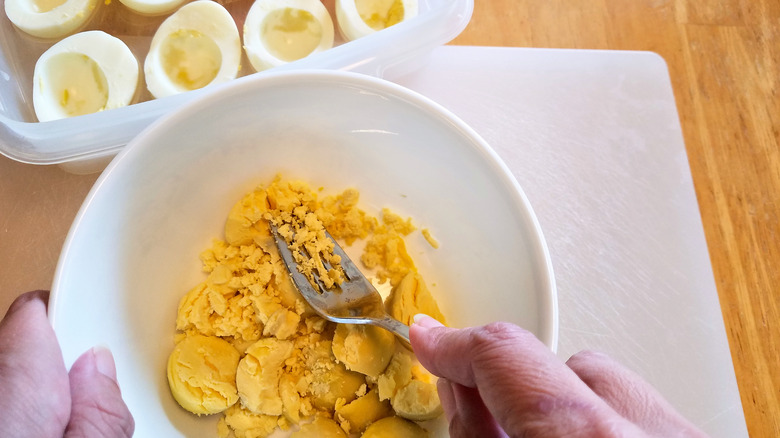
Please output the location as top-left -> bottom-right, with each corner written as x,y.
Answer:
270,222 -> 411,347
269,222 -> 322,297
325,230 -> 364,281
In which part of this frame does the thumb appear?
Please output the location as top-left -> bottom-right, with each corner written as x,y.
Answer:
410,316 -> 644,437
65,347 -> 134,438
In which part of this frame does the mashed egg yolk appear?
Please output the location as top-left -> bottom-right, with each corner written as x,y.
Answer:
168,176 -> 446,436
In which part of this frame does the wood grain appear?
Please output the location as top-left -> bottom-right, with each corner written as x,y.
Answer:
451,0 -> 779,436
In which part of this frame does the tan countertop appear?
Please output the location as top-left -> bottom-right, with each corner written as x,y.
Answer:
1,0 -> 777,436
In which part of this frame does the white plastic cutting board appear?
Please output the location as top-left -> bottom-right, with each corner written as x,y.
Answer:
0,45 -> 748,437
395,46 -> 747,437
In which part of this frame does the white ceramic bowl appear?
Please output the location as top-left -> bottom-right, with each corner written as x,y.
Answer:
50,70 -> 557,437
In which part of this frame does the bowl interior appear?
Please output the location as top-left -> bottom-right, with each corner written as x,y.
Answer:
50,70 -> 556,437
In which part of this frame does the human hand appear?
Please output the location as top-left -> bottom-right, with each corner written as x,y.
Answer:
410,315 -> 709,438
0,290 -> 134,437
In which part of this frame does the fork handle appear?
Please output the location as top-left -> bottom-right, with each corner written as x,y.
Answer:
374,316 -> 412,351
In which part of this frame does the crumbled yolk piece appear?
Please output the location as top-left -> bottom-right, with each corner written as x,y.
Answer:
335,388 -> 392,434
332,323 -> 395,378
363,415 -> 429,437
386,272 -> 447,326
421,228 -> 439,249
361,209 -> 417,286
167,335 -> 240,415
168,176 -> 446,436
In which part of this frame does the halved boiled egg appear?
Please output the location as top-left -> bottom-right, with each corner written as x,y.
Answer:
144,0 -> 241,99
118,0 -> 185,16
335,0 -> 417,41
243,0 -> 334,72
5,0 -> 98,39
32,31 -> 139,122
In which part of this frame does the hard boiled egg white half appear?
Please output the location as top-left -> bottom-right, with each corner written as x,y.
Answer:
144,0 -> 241,99
118,0 -> 185,17
5,0 -> 98,39
33,30 -> 139,122
243,0 -> 334,72
336,0 -> 418,41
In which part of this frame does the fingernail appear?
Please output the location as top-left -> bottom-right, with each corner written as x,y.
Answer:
413,313 -> 443,328
92,346 -> 118,383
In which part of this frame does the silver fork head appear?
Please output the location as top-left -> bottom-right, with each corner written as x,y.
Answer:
269,221 -> 385,323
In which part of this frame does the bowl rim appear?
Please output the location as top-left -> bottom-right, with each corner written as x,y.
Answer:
49,68 -> 559,351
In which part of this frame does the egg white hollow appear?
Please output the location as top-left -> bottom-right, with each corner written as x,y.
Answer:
144,0 -> 241,99
4,0 -> 98,39
118,0 -> 185,16
335,0 -> 417,41
243,0 -> 334,72
33,30 -> 139,122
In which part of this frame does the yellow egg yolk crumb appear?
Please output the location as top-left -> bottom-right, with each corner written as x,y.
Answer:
421,228 -> 439,249
168,176 -> 445,437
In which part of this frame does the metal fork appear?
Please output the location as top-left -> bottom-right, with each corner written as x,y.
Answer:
269,222 -> 411,349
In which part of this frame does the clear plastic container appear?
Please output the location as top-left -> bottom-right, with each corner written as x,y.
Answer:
0,0 -> 473,173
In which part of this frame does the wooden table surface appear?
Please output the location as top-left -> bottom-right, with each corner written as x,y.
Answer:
0,0 -> 776,436
449,1 -> 778,436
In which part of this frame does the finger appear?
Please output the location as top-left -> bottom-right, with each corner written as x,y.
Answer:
437,378 -> 456,422
567,350 -> 708,437
447,381 -> 508,438
410,316 -> 643,437
0,291 -> 70,437
65,347 -> 134,438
